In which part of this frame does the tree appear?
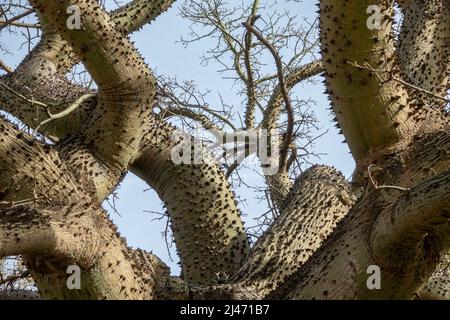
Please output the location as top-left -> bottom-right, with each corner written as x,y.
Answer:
0,0 -> 448,300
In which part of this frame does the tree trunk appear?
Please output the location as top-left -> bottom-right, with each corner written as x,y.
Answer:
0,0 -> 448,300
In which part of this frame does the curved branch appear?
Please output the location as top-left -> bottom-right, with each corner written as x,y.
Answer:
272,169 -> 448,300
0,59 -> 13,74
1,0 -> 249,287
0,8 -> 35,32
259,60 -> 323,207
31,0 -> 156,199
233,166 -> 356,298
0,118 -> 173,300
320,0 -> 413,162
0,0 -> 175,138
371,169 -> 450,262
243,4 -> 260,129
245,17 -> 294,170
111,0 -> 175,34
132,122 -> 249,285
397,0 -> 450,109
261,60 -> 323,132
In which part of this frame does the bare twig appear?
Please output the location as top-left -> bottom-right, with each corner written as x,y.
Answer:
243,2 -> 260,129
34,93 -> 96,134
0,8 -> 36,31
244,15 -> 294,170
367,164 -> 410,192
0,81 -> 47,108
348,61 -> 450,104
0,59 -> 13,73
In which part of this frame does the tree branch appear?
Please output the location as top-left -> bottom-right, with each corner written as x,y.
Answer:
371,169 -> 450,259
416,272 -> 450,300
0,8 -> 35,31
234,166 -> 356,298
132,122 -> 250,285
320,0 -> 414,162
1,0 -> 249,287
0,59 -> 13,74
258,60 -> 323,208
0,117 -> 173,299
31,0 -> 156,199
397,0 -> 450,109
243,3 -> 260,129
244,16 -> 294,171
111,0 -> 176,34
261,60 -> 323,132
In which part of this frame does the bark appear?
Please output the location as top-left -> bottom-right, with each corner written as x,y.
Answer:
320,0 -> 415,163
417,272 -> 450,300
265,171 -> 292,210
267,127 -> 450,300
132,125 -> 249,285
397,0 -> 449,109
1,58 -> 249,286
1,0 -> 249,287
0,0 -> 448,300
260,0 -> 449,299
0,0 -> 175,140
233,166 -> 356,298
261,60 -> 324,209
0,111 -> 171,300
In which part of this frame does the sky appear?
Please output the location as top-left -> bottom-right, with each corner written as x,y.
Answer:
0,0 -> 355,275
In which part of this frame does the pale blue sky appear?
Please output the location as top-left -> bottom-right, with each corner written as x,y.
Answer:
0,0 -> 354,275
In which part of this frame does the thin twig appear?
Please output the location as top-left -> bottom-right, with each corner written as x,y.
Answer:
348,61 -> 450,104
244,15 -> 294,171
34,93 -> 96,134
0,270 -> 31,286
367,164 -> 410,192
0,81 -> 47,108
0,8 -> 36,32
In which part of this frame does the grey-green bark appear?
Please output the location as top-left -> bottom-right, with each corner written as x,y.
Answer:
0,0 -> 448,300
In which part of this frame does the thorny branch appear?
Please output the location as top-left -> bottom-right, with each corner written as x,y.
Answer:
348,61 -> 450,104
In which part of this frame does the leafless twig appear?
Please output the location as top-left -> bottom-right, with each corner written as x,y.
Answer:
367,164 -> 410,192
244,15 -> 294,171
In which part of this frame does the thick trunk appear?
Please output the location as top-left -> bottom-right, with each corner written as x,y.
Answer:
267,126 -> 450,299
320,0 -> 414,162
397,0 -> 449,109
285,170 -> 449,300
0,0 -> 448,300
233,166 -> 356,298
0,116 -> 172,300
132,124 -> 249,285
1,0 -> 249,293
